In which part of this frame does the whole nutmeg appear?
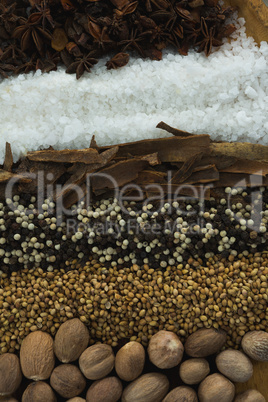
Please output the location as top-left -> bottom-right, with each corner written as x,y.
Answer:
66,399 -> 86,402
86,376 -> 123,402
121,372 -> 169,402
22,381 -> 56,402
241,331 -> 268,361
79,344 -> 115,380
163,386 -> 198,402
216,349 -> 253,382
148,330 -> 184,369
185,328 -> 227,358
0,353 -> 22,396
0,398 -> 18,402
115,341 -> 145,381
198,373 -> 235,402
20,331 -> 55,380
179,358 -> 210,384
50,364 -> 86,399
234,389 -> 266,402
54,318 -> 89,363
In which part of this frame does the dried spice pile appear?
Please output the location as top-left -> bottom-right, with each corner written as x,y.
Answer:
0,0 -> 236,79
0,252 -> 267,355
0,123 -> 268,274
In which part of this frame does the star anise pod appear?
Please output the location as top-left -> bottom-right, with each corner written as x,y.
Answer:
30,0 -> 55,30
0,61 -> 15,78
119,28 -> 151,57
66,50 -> 99,79
0,2 -> 18,40
106,52 -> 129,69
195,17 -> 221,56
13,15 -> 52,55
88,21 -> 114,51
13,53 -> 38,74
0,42 -> 26,65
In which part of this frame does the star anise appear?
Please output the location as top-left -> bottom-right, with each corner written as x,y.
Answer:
195,17 -> 221,56
88,21 -> 114,51
66,51 -> 99,79
119,28 -> 150,57
106,52 -> 129,70
30,0 -> 55,30
13,53 -> 38,74
13,15 -> 52,55
0,61 -> 15,78
0,2 -> 18,40
36,50 -> 60,72
0,42 -> 26,65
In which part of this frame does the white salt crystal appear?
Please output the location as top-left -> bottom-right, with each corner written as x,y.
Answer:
0,16 -> 267,164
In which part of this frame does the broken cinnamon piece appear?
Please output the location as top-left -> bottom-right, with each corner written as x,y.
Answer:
0,169 -> 32,183
219,159 -> 268,175
216,173 -> 268,188
101,136 -> 211,162
139,153 -> 160,166
3,143 -> 13,172
135,170 -> 167,185
26,148 -> 102,164
90,135 -> 99,150
90,159 -> 148,191
171,152 -> 205,184
156,121 -> 195,137
18,161 -> 66,193
179,164 -> 219,184
209,142 -> 268,163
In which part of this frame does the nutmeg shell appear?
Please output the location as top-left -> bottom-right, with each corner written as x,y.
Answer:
79,344 -> 115,380
0,353 -> 22,396
86,376 -> 123,402
22,381 -> 57,402
121,372 -> 169,402
198,373 -> 235,402
185,328 -> 227,357
241,331 -> 268,361
216,349 -> 253,382
54,318 -> 89,363
234,389 -> 266,402
179,358 -> 210,384
20,331 -> 55,381
148,330 -> 184,369
50,364 -> 86,399
163,386 -> 198,402
115,341 -> 145,381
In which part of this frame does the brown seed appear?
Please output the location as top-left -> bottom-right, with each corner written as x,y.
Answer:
241,331 -> 268,361
20,331 -> 55,380
234,389 -> 266,402
185,328 -> 227,357
121,372 -> 169,402
179,358 -> 210,385
0,353 -> 22,396
54,318 -> 89,363
198,373 -> 235,402
115,341 -> 145,381
22,381 -> 56,402
163,386 -> 198,402
79,344 -> 115,380
66,398 -> 86,402
50,364 -> 86,399
216,349 -> 253,383
86,376 -> 123,402
148,330 -> 184,369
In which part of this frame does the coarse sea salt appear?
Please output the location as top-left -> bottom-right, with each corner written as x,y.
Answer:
0,16 -> 267,164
